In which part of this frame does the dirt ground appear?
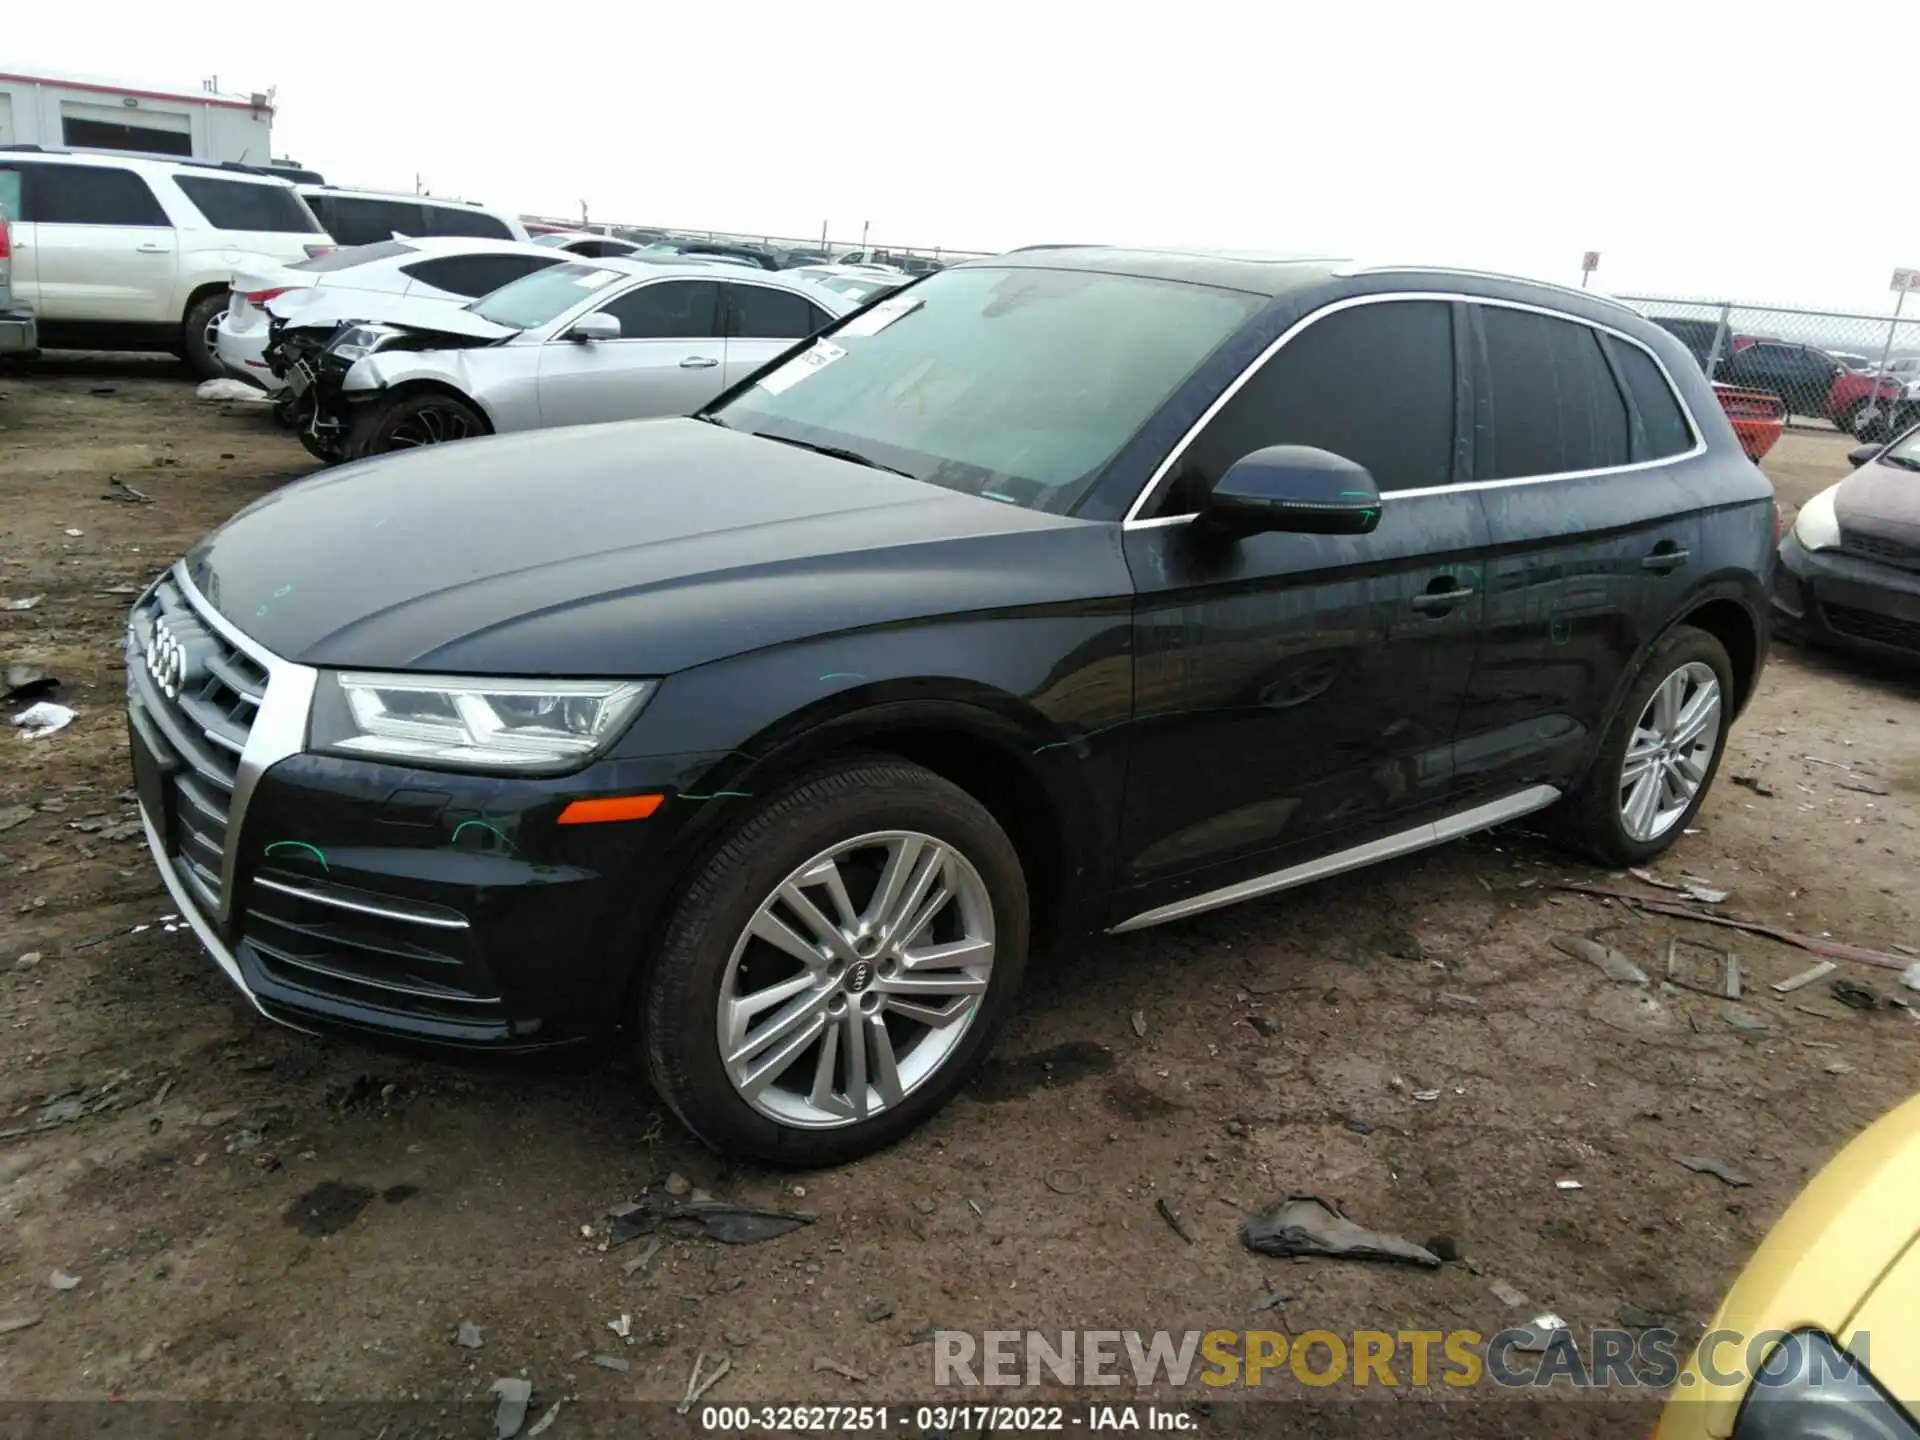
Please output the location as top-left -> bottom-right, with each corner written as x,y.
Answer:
2,365 -> 1917,1434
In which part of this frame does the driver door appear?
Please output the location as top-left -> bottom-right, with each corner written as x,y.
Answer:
535,278 -> 724,428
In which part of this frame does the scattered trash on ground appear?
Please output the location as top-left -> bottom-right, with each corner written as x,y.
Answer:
1555,935 -> 1648,985
196,378 -> 270,403
1899,963 -> 1920,995
1725,1007 -> 1771,1034
1555,1179 -> 1584,1192
3,664 -> 55,703
1837,778 -> 1891,797
489,1377 -> 532,1439
1242,1194 -> 1440,1267
1425,1235 -> 1463,1262
1512,1313 -> 1569,1352
1,596 -> 44,612
49,1270 -> 79,1291
1731,772 -> 1774,797
590,1354 -> 629,1372
1773,961 -> 1838,994
11,702 -> 75,739
1251,1287 -> 1293,1313
606,1313 -> 631,1339
456,1320 -> 484,1349
1677,1155 -> 1752,1188
1558,885 -> 1912,972
1156,1196 -> 1195,1245
1411,1088 -> 1442,1102
0,803 -> 35,831
526,1402 -> 562,1438
0,1315 -> 42,1336
1832,979 -> 1882,1011
863,1300 -> 894,1323
620,1236 -> 664,1276
606,1190 -> 815,1246
1630,869 -> 1730,904
105,475 -> 153,505
813,1356 -> 867,1382
1662,937 -> 1740,999
1130,1009 -> 1147,1038
1489,1280 -> 1530,1308
1043,1168 -> 1084,1195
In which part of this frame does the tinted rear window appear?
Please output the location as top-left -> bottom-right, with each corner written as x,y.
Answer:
292,239 -> 418,273
1476,307 -> 1631,479
175,176 -> 324,234
310,195 -> 423,246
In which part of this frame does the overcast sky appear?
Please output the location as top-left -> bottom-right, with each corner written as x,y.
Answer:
13,2 -> 1920,317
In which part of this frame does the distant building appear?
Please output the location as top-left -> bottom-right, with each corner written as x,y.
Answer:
0,68 -> 275,166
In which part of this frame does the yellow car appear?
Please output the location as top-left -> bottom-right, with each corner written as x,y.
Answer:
1656,1091 -> 1920,1437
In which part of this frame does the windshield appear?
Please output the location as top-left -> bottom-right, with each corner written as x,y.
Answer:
468,263 -> 622,329
710,265 -> 1264,513
1886,428 -> 1920,468
531,233 -> 574,247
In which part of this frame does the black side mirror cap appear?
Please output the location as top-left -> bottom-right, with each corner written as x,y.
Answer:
1203,445 -> 1383,538
1848,442 -> 1883,469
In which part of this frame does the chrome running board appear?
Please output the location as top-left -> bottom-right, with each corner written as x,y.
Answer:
1106,784 -> 1561,934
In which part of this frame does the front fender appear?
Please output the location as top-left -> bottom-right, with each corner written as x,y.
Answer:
343,352 -> 502,429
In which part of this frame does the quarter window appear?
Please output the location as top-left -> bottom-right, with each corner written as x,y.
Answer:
20,163 -> 169,227
1182,299 -> 1457,495
726,284 -> 828,340
1607,338 -> 1695,461
1475,307 -> 1630,480
598,280 -> 722,339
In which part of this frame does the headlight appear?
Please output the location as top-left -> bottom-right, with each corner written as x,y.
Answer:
329,324 -> 404,363
1732,1331 -> 1916,1439
310,672 -> 656,773
1794,485 -> 1841,551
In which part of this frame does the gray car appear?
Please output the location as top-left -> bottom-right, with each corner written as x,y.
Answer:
267,258 -> 857,461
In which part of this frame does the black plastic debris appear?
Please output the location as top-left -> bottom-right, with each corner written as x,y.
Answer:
1242,1194 -> 1441,1268
1832,978 -> 1881,1011
3,664 -> 56,704
1676,1155 -> 1752,1188
609,1191 -> 814,1247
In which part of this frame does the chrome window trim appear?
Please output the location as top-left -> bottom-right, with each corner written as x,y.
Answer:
1118,291 -> 1707,529
169,562 -> 318,924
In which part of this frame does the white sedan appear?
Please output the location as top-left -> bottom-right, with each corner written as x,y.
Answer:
216,237 -> 573,392
269,258 -> 859,460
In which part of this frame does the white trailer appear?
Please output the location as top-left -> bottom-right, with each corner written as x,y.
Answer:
0,68 -> 275,166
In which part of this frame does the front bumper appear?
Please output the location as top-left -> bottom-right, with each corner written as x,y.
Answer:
1774,531 -> 1920,660
0,302 -> 37,355
126,564 -> 721,1053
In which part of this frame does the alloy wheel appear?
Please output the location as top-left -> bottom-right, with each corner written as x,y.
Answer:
204,308 -> 227,356
386,403 -> 475,449
717,830 -> 996,1130
1618,661 -> 1721,843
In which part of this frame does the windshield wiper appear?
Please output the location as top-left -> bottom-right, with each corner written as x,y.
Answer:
694,412 -> 730,429
747,431 -> 915,479
1878,452 -> 1920,471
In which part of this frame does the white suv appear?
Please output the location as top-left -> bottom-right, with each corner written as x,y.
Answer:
0,148 -> 329,377
295,186 -> 529,248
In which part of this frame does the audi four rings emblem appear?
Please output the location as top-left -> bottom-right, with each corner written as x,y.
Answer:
146,618 -> 187,701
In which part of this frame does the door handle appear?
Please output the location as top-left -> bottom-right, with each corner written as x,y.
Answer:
1410,585 -> 1476,613
1641,548 -> 1691,572
135,243 -> 168,254
679,356 -> 719,369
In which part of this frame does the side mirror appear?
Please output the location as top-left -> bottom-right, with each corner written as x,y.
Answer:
566,312 -> 621,343
1848,442 -> 1883,469
1203,445 -> 1383,537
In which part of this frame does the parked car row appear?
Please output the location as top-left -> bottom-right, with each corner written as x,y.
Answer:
1649,314 -> 1920,439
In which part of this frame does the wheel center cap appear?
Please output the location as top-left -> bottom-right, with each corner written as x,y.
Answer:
846,960 -> 875,993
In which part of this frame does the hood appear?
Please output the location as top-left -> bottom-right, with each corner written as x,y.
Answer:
1836,457 -> 1920,543
265,288 -> 516,344
185,418 -> 1116,674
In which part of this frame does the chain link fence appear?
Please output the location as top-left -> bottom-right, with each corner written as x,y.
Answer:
1618,294 -> 1920,440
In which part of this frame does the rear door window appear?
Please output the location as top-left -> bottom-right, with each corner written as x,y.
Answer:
312,196 -> 424,245
1184,298 -> 1457,494
1606,338 -> 1696,461
1475,307 -> 1631,479
22,163 -> 169,226
417,204 -> 515,240
725,283 -> 828,340
401,253 -> 563,298
598,279 -> 723,339
174,176 -> 324,233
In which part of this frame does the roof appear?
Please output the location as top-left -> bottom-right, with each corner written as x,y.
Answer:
0,145 -> 298,184
0,67 -> 270,113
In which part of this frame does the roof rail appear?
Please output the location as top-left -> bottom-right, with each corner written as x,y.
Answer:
0,143 -> 319,183
1338,263 -> 1643,316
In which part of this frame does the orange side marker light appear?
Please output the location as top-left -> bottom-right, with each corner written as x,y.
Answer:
557,794 -> 664,825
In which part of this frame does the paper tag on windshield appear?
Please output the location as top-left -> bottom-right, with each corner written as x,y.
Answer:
757,339 -> 846,395
836,294 -> 922,338
573,269 -> 620,290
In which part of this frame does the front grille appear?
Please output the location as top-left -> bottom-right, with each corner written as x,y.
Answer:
126,573 -> 269,913
1825,603 -> 1920,652
1840,530 -> 1920,571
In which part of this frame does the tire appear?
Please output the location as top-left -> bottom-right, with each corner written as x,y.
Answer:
345,389 -> 487,460
181,292 -> 229,380
641,756 -> 1030,1166
286,392 -> 346,464
1558,625 -> 1736,868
